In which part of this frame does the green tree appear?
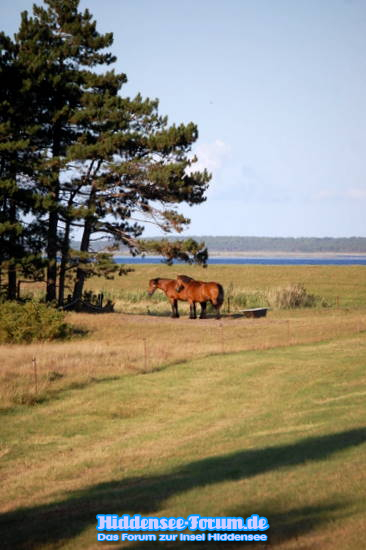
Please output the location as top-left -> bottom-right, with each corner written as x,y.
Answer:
15,0 -> 117,302
66,82 -> 210,302
3,0 -> 210,305
0,32 -> 44,300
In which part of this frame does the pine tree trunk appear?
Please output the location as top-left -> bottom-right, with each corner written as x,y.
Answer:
72,218 -> 93,303
72,184 -> 97,303
7,263 -> 17,300
46,130 -> 61,303
7,199 -> 17,300
46,208 -> 58,302
58,218 -> 71,307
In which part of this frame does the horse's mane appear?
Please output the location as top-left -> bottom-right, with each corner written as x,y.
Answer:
177,274 -> 194,283
150,277 -> 175,284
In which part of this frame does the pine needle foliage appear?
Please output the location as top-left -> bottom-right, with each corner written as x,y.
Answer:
0,0 -> 210,305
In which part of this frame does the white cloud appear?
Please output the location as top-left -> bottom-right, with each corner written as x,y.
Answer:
313,190 -> 339,200
189,139 -> 231,174
346,187 -> 366,200
313,187 -> 366,201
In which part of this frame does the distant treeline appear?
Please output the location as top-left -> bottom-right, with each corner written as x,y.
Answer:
90,236 -> 366,254
189,236 -> 366,253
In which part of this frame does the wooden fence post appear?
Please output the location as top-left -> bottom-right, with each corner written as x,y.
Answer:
219,323 -> 224,354
143,338 -> 148,371
32,356 -> 38,395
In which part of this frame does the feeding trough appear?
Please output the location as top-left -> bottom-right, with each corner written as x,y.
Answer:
240,307 -> 269,318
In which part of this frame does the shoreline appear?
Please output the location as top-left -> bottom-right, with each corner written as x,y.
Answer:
112,251 -> 366,259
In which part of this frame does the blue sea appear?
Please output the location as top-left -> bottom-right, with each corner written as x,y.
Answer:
115,255 -> 366,266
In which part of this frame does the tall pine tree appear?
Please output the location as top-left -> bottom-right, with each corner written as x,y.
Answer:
15,0 -> 117,302
0,32 -> 44,299
66,78 -> 210,301
4,0 -> 210,304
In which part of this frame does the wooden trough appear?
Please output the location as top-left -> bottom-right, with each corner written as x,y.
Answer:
240,307 -> 269,319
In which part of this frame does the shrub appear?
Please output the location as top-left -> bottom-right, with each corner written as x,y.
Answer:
225,283 -> 329,312
0,301 -> 72,344
265,283 -> 318,309
232,291 -> 268,309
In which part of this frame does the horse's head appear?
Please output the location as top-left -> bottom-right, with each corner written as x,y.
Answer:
147,278 -> 159,296
175,274 -> 192,293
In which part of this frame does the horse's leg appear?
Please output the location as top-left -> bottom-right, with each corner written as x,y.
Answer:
209,298 -> 221,320
170,298 -> 179,318
199,301 -> 207,319
174,299 -> 180,318
189,300 -> 197,319
214,304 -> 221,320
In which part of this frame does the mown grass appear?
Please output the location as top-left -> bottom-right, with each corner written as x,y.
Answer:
1,308 -> 365,409
1,265 -> 365,548
0,334 -> 365,549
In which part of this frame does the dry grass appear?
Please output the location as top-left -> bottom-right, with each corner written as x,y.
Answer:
1,264 -> 365,550
0,308 -> 365,409
85,263 -> 366,309
1,264 -> 366,409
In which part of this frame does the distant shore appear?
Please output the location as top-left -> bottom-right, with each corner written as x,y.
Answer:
113,251 -> 366,259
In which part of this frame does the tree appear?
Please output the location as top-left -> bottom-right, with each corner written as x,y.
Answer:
0,32 -> 44,300
14,0 -> 119,302
3,0 -> 210,304
66,82 -> 210,302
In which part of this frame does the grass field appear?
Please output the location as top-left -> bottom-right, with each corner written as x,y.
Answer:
85,263 -> 366,310
1,264 -> 366,549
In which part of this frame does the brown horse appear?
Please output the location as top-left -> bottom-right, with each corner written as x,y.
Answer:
147,277 -> 207,318
175,275 -> 224,319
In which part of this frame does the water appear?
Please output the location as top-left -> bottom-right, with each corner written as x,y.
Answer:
114,256 -> 366,266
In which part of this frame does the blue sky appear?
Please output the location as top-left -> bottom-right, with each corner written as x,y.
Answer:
2,0 -> 366,237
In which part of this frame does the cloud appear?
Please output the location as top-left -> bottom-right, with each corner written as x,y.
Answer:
346,187 -> 366,200
313,187 -> 366,201
189,139 -> 231,174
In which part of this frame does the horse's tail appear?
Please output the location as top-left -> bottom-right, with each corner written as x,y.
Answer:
216,283 -> 224,307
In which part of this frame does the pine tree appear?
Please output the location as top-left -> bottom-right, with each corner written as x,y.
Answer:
66,80 -> 210,301
0,32 -> 44,299
15,0 -> 117,302
5,0 -> 210,305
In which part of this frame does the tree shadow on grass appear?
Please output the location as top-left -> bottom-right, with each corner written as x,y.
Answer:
1,428 -> 365,550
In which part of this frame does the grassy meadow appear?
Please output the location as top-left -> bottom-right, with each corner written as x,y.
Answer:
1,264 -> 366,549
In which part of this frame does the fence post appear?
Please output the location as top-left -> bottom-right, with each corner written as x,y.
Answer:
219,323 -> 224,354
287,320 -> 291,345
32,356 -> 38,395
143,338 -> 148,371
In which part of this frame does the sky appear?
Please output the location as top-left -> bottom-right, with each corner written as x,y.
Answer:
1,0 -> 366,238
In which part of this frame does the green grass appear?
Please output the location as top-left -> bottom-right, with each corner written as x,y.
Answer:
1,334 -> 365,549
85,264 -> 366,310
1,264 -> 365,548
